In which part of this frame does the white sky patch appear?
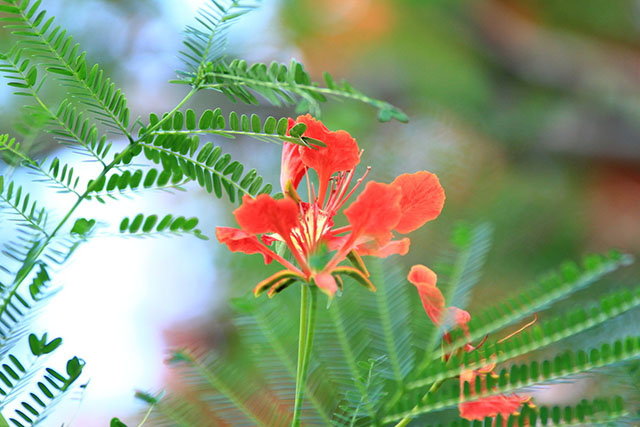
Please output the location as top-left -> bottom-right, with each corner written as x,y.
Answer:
22,145 -> 222,426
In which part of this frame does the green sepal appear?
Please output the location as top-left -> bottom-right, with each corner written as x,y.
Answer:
267,278 -> 298,298
346,250 -> 369,277
254,270 -> 305,297
331,266 -> 376,292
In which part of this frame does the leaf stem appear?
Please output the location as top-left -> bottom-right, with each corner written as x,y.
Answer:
292,284 -> 317,426
392,380 -> 443,427
7,88 -> 198,292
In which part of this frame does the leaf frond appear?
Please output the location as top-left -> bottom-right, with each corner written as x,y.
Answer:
0,0 -> 133,140
195,59 -> 408,123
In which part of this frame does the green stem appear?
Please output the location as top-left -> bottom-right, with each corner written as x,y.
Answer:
392,380 -> 443,427
6,87 -> 198,293
292,284 -> 318,426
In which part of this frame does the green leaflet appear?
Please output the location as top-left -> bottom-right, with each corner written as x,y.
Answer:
195,58 -> 408,123
385,335 -> 640,422
427,396 -> 627,427
118,214 -> 207,240
0,1 -> 133,140
140,129 -> 274,204
437,250 -> 633,359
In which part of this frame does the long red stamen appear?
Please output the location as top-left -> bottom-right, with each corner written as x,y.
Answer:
335,166 -> 371,211
331,225 -> 352,235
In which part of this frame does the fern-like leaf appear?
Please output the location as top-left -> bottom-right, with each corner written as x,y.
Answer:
178,0 -> 261,76
387,335 -> 640,422
139,131 -> 274,204
438,251 -> 633,358
5,355 -> 85,427
117,214 -> 207,240
87,168 -> 188,203
0,0 -> 133,139
195,59 -> 408,123
0,176 -> 49,237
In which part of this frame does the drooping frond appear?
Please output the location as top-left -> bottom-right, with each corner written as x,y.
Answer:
359,260 -> 415,409
0,333 -> 62,410
0,0 -> 133,139
0,176 -> 49,237
0,50 -> 113,164
0,263 -> 58,359
438,250 -> 633,357
387,335 -> 640,422
329,356 -> 386,427
4,354 -> 85,427
413,285 -> 640,391
27,157 -> 83,197
165,348 -> 290,427
191,59 -> 408,123
49,99 -> 114,163
143,245 -> 639,426
0,134 -> 34,165
117,214 -> 207,240
429,396 -> 628,427
177,0 -> 261,76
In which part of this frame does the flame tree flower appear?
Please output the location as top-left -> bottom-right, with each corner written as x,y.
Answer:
407,265 -> 534,425
216,114 -> 444,426
217,114 -> 445,298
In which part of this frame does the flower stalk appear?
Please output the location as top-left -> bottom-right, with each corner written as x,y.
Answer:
292,283 -> 318,426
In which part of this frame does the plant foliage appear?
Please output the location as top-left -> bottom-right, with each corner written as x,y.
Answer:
1,0 -> 637,426
138,223 -> 638,426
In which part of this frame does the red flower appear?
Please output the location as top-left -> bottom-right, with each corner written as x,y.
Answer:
409,265 -> 534,423
217,114 -> 445,298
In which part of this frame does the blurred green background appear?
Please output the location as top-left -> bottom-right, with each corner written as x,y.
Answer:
1,0 -> 639,424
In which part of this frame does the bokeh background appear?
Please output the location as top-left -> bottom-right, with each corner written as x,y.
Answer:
1,0 -> 639,425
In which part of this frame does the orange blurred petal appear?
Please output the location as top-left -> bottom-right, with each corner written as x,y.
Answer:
407,265 -> 445,325
280,118 -> 307,191
459,394 -> 530,421
356,237 -> 411,258
343,181 -> 402,242
408,264 -> 437,287
216,227 -> 274,265
233,194 -> 300,237
391,171 -> 445,234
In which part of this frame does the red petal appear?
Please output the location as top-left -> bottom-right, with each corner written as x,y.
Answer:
408,265 -> 445,325
391,171 -> 445,234
314,273 -> 338,297
459,394 -> 530,421
216,227 -> 274,264
356,238 -> 411,258
294,114 -> 360,186
233,194 -> 300,237
343,181 -> 402,242
280,120 -> 307,191
447,307 -> 471,337
408,264 -> 437,287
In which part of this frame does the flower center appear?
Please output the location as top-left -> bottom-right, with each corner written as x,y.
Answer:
290,204 -> 333,256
